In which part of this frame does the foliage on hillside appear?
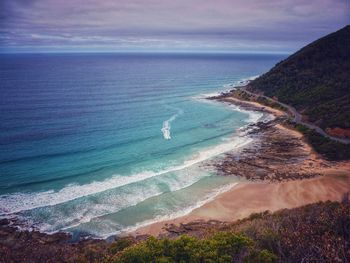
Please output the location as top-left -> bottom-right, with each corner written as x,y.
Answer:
227,200 -> 350,262
250,25 -> 350,130
1,201 -> 349,262
293,123 -> 350,160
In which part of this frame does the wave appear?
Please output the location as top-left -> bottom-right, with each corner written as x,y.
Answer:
226,104 -> 264,124
161,106 -> 184,140
23,166 -> 212,234
0,133 -> 252,216
111,182 -> 240,238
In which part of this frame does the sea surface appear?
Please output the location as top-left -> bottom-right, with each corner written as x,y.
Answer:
0,52 -> 285,238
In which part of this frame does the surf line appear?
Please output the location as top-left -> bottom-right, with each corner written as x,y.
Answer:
161,106 -> 184,140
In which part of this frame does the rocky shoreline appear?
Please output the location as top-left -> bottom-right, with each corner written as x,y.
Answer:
0,218 -> 106,262
214,118 -> 325,181
209,92 -> 330,182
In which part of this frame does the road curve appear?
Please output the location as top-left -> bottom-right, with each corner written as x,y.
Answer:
240,87 -> 350,144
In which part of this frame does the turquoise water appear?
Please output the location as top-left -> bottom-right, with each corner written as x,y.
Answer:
0,53 -> 285,237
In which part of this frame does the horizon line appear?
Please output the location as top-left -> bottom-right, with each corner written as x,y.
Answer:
0,49 -> 292,55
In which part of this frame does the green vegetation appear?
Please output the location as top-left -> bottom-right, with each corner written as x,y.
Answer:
231,89 -> 252,101
255,96 -> 288,112
294,123 -> 350,160
114,233 -> 275,263
251,25 -> 350,130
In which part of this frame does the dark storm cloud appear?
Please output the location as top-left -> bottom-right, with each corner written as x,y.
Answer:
1,0 -> 349,52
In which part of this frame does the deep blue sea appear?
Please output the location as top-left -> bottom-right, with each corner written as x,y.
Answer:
0,53 -> 285,238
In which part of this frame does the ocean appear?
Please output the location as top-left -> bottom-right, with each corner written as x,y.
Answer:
0,52 -> 285,238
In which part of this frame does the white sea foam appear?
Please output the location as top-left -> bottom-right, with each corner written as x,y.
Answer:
0,133 -> 252,216
114,182 -> 240,238
161,106 -> 184,140
193,91 -> 224,100
36,169 -> 210,233
234,75 -> 260,87
61,181 -> 240,238
193,75 -> 261,101
227,104 -> 264,124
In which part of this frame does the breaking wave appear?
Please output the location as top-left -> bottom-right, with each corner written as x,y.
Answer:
0,134 -> 252,216
115,182 -> 240,238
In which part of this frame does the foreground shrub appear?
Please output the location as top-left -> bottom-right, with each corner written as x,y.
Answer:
114,233 -> 274,263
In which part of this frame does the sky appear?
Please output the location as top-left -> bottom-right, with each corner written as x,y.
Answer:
0,0 -> 349,53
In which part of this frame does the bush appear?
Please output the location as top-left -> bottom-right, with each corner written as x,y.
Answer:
114,233 -> 272,263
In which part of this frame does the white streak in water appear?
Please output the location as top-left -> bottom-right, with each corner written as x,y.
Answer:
161,106 -> 183,140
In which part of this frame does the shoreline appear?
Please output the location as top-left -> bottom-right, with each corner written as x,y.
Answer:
132,171 -> 350,237
129,90 -> 350,237
117,91 -> 280,236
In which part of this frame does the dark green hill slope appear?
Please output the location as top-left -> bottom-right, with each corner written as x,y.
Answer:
250,25 -> 350,130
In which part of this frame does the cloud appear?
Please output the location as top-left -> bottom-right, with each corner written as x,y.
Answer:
1,0 -> 349,52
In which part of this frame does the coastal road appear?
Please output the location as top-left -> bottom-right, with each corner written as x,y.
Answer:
240,87 -> 350,144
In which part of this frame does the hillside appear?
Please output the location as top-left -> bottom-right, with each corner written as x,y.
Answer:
1,201 -> 350,262
250,25 -> 350,134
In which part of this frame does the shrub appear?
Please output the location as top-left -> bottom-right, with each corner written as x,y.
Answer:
114,233 -> 269,263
